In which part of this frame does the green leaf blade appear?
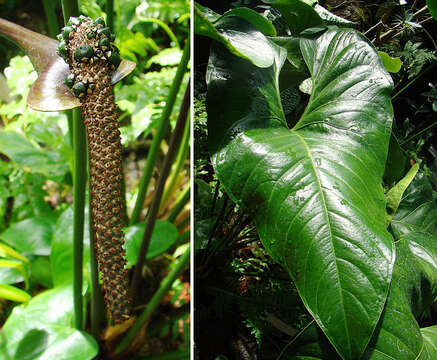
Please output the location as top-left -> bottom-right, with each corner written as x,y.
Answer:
207,27 -> 394,359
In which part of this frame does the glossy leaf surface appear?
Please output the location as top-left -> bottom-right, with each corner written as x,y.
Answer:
0,285 -> 97,360
362,231 -> 437,359
391,172 -> 437,238
0,283 -> 31,303
194,5 -> 278,67
262,0 -> 323,35
0,216 -> 55,256
289,173 -> 437,359
207,26 -> 394,359
421,326 -> 437,358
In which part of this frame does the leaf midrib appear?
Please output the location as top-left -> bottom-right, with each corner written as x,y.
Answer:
293,130 -> 352,357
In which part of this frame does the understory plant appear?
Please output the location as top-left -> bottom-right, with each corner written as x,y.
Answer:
194,1 -> 437,359
0,0 -> 190,358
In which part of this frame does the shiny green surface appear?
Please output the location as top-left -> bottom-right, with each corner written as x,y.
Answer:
207,25 -> 394,359
421,326 -> 437,358
288,172 -> 437,359
362,230 -> 437,359
0,285 -> 98,359
194,4 -> 277,68
391,172 -> 437,238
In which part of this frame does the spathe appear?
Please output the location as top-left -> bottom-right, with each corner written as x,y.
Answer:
0,18 -> 135,112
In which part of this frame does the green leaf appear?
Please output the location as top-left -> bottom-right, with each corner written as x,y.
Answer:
362,231 -> 437,359
314,4 -> 355,27
0,131 -> 69,181
427,0 -> 437,21
391,172 -> 437,238
0,217 -> 55,256
385,163 -> 419,225
0,243 -> 29,263
0,259 -> 27,288
378,51 -> 403,73
383,134 -> 406,186
146,48 -> 182,68
194,4 -> 278,68
262,0 -> 324,35
290,231 -> 437,360
124,220 -> 179,268
222,7 -> 277,36
206,27 -> 394,359
50,206 -> 90,286
0,285 -> 97,360
363,175 -> 437,359
0,283 -> 31,303
30,256 -> 53,288
421,326 -> 437,358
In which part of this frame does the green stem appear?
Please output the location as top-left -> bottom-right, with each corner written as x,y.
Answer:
167,183 -> 190,224
116,245 -> 190,355
130,83 -> 190,299
66,111 -> 74,147
72,108 -> 86,330
131,82 -> 190,302
160,110 -> 190,210
392,63 -> 436,101
61,0 -> 84,331
42,0 -> 60,38
136,17 -> 180,48
61,0 -> 79,23
400,120 -> 437,145
115,0 -> 122,32
106,0 -> 114,31
129,39 -> 190,225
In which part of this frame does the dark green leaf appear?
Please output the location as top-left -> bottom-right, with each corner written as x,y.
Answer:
0,217 -> 55,256
222,7 -> 277,36
262,0 -> 324,35
391,172 -> 437,238
427,0 -> 437,21
195,4 -> 278,67
207,27 -> 394,359
30,256 -> 53,288
0,285 -> 97,360
362,231 -> 437,359
124,220 -> 179,267
384,134 -> 406,186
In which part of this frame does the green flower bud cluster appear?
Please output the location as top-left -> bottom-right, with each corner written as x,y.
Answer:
57,15 -> 121,99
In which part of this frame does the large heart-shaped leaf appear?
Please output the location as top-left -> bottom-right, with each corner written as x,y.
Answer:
207,24 -> 394,359
284,172 -> 437,359
286,231 -> 437,360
